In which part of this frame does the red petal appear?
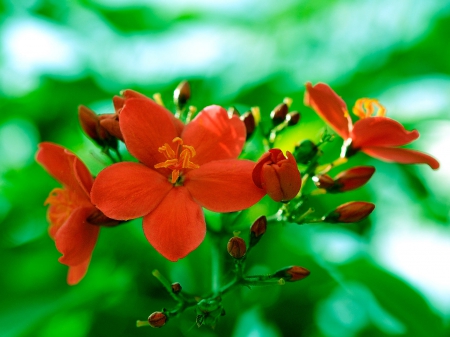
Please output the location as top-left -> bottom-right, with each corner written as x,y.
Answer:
120,98 -> 179,167
351,117 -> 419,148
181,105 -> 246,165
362,147 -> 440,169
122,89 -> 184,135
185,159 -> 265,212
36,142 -> 93,198
143,187 -> 205,261
304,83 -> 351,139
90,162 -> 172,220
67,258 -> 90,285
56,207 -> 100,266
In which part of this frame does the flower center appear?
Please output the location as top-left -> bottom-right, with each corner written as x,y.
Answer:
154,137 -> 200,184
45,188 -> 77,237
352,98 -> 386,119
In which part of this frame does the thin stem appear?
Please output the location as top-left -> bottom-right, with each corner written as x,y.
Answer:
210,234 -> 222,296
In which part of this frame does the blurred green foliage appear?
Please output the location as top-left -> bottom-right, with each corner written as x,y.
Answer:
1,0 -> 450,336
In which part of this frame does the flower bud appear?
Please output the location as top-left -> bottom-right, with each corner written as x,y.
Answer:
171,282 -> 182,294
240,111 -> 256,139
99,114 -> 123,142
227,237 -> 246,259
78,106 -> 119,148
148,312 -> 167,328
252,149 -> 301,202
274,266 -> 310,282
249,215 -> 267,248
270,103 -> 289,125
173,80 -> 191,109
293,140 -> 318,164
286,111 -> 301,126
323,201 -> 375,223
314,166 -> 375,193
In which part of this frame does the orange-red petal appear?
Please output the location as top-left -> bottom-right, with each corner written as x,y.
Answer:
122,89 -> 184,136
181,105 -> 246,165
120,98 -> 179,168
361,147 -> 440,169
351,117 -> 419,149
304,83 -> 351,139
185,159 -> 265,212
67,258 -> 91,285
36,142 -> 93,199
143,187 -> 205,261
91,162 -> 173,220
55,207 -> 100,266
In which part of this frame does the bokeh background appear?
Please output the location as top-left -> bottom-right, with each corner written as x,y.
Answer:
1,0 -> 450,336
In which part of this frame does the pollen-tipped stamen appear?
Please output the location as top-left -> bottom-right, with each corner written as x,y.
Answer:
154,137 -> 200,184
352,98 -> 386,119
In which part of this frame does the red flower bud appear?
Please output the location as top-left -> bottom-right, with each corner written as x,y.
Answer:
171,282 -> 182,294
148,312 -> 167,328
227,237 -> 246,259
274,266 -> 310,282
249,215 -> 267,248
323,201 -> 375,223
99,113 -> 123,142
252,149 -> 301,202
314,166 -> 375,193
240,111 -> 256,139
286,111 -> 301,126
78,106 -> 122,146
270,103 -> 288,125
174,80 -> 191,109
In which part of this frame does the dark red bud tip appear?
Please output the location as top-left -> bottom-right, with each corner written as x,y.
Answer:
148,312 -> 167,328
240,111 -> 256,139
286,111 -> 301,126
174,80 -> 191,109
249,215 -> 267,248
270,103 -> 289,125
227,237 -> 247,259
312,174 -> 335,190
274,266 -> 310,282
171,282 -> 182,294
323,201 -> 375,223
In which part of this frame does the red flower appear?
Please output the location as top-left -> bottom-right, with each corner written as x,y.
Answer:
304,83 -> 439,169
91,92 -> 265,261
36,142 -> 117,285
252,149 -> 302,202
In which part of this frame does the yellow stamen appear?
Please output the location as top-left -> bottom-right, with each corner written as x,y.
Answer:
154,137 -> 200,184
352,98 -> 386,119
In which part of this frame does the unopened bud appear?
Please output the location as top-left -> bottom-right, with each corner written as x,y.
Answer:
270,103 -> 288,126
252,149 -> 301,202
78,106 -> 119,148
274,266 -> 310,282
323,201 -> 375,223
249,215 -> 267,248
314,166 -> 375,193
293,140 -> 318,164
174,80 -> 191,109
171,282 -> 182,294
148,312 -> 167,328
286,111 -> 301,126
240,111 -> 256,139
312,174 -> 335,190
227,237 -> 246,259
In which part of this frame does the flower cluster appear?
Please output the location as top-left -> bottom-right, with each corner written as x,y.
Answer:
36,81 -> 439,327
